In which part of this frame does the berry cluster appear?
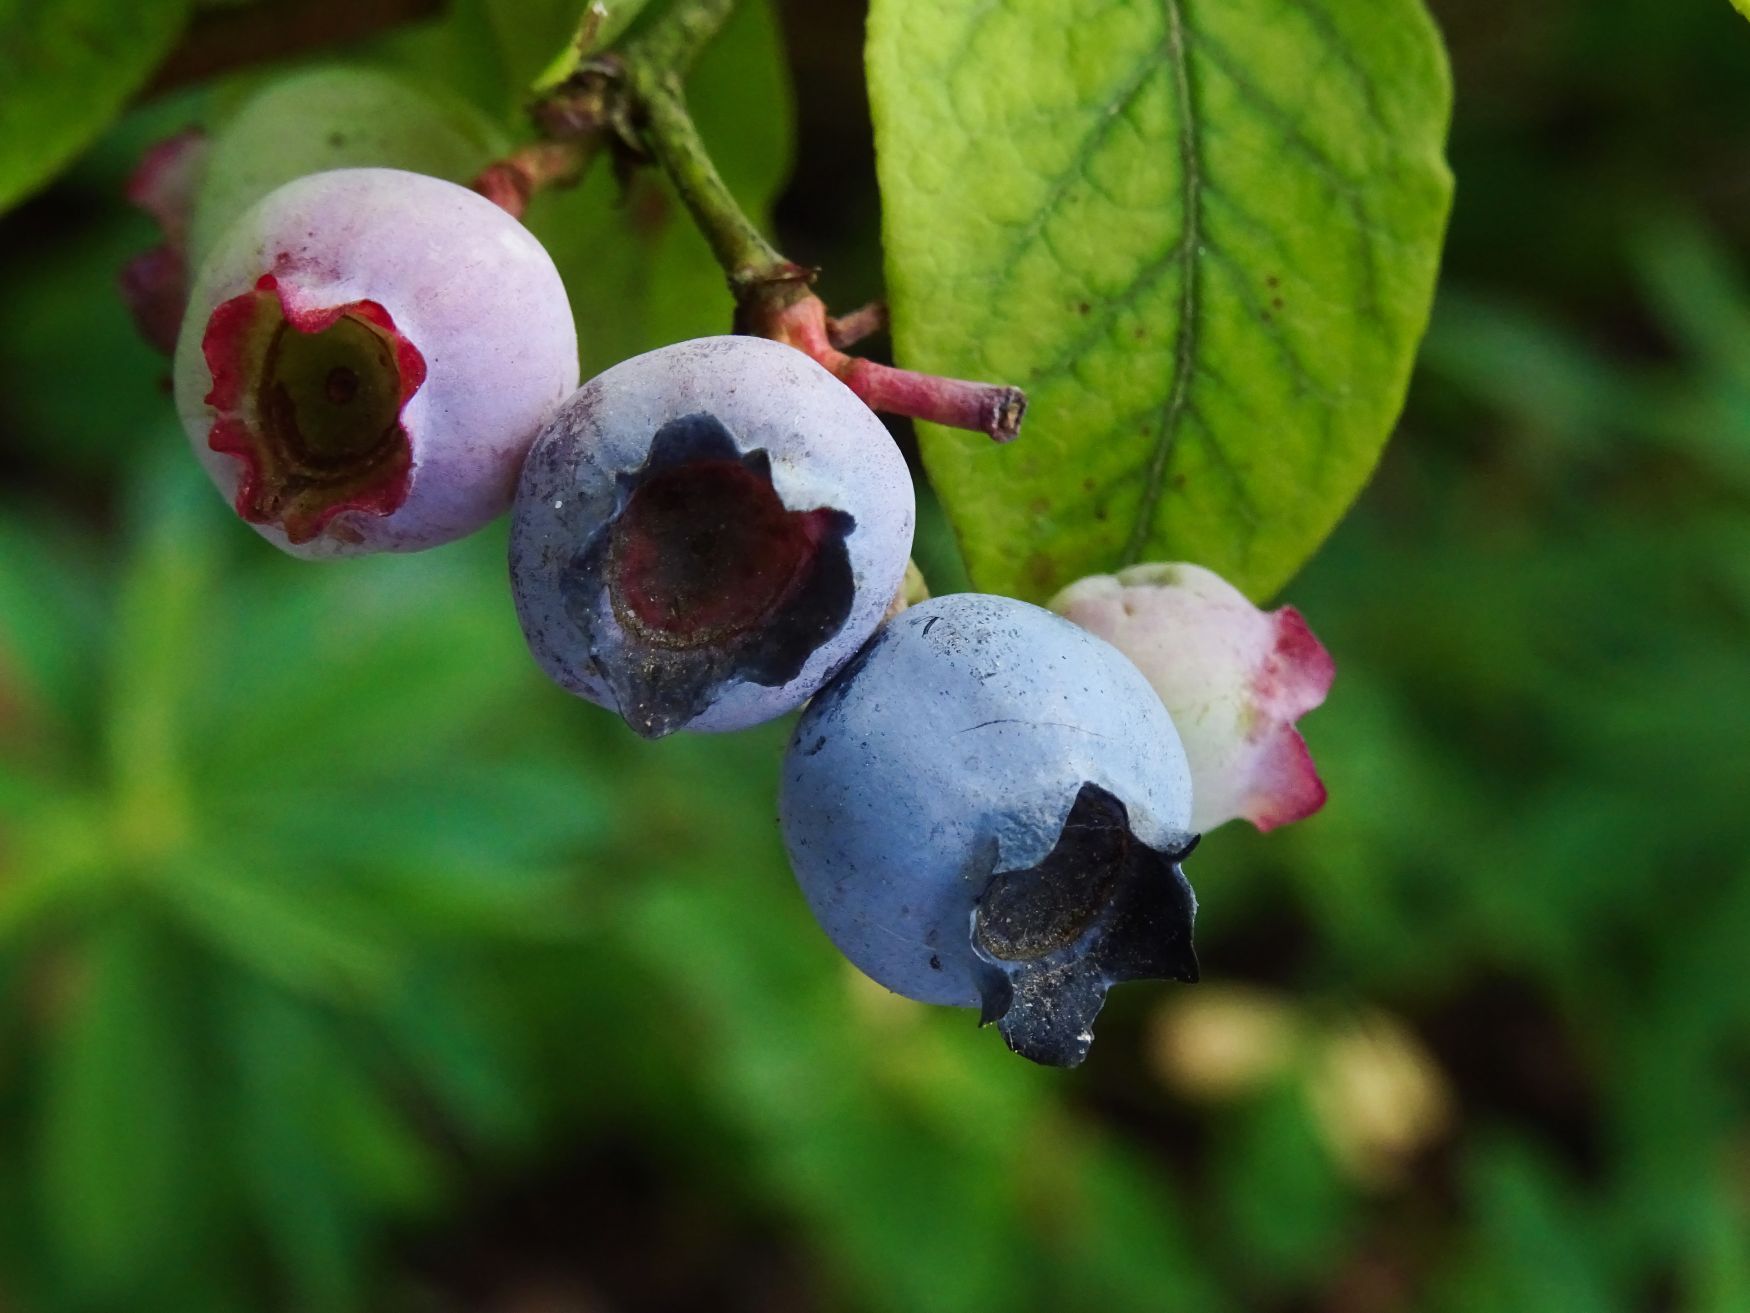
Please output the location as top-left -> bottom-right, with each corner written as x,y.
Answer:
158,162 -> 1331,1067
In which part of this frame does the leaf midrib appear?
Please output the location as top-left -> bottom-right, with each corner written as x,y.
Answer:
1122,0 -> 1202,565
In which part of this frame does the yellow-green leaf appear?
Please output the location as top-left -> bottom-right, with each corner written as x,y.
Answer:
869,0 -> 1453,601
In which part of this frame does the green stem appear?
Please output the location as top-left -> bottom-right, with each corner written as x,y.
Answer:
620,0 -> 794,290
510,0 -> 1028,442
620,0 -> 739,77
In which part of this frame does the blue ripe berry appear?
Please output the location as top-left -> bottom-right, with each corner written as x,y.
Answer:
510,336 -> 915,737
780,592 -> 1199,1067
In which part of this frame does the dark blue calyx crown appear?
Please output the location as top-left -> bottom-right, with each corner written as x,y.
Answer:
971,782 -> 1199,1068
560,411 -> 856,738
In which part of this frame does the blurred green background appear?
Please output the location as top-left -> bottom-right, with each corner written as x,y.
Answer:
3,0 -> 1750,1309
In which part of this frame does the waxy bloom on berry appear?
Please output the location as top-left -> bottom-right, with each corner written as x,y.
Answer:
782,594 -> 1198,1067
1051,563 -> 1335,833
511,336 -> 915,738
173,167 -> 578,557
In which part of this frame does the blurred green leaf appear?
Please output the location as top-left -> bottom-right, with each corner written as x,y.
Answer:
0,0 -> 191,212
162,856 -> 401,1003
183,540 -> 532,788
1213,1084 -> 1352,1289
0,507 -> 104,735
1421,291 -> 1647,449
1052,1142 -> 1233,1312
0,793 -> 112,947
38,917 -> 202,1300
380,971 -> 533,1149
1634,217 -> 1750,387
1424,256 -> 1750,489
1689,1188 -> 1750,1313
104,451 -> 218,867
1432,1140 -> 1618,1313
226,984 -> 372,1310
369,0 -> 512,117
0,229 -> 176,473
869,0 -> 1453,601
624,872 -> 1036,1313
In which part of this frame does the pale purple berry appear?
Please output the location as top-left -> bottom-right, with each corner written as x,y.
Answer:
172,167 -> 578,557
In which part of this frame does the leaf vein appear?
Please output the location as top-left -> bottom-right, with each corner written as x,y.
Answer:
1192,28 -> 1369,204
1024,239 -> 1183,383
998,46 -> 1165,269
1122,0 -> 1202,565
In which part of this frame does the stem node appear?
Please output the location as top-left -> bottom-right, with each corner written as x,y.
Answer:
495,0 -> 1028,443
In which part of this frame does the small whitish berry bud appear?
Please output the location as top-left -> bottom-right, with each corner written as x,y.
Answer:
1051,563 -> 1334,833
173,167 -> 578,557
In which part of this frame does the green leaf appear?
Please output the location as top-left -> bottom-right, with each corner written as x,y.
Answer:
162,856 -> 401,1004
380,973 -> 534,1149
1734,0 -> 1749,20
104,451 -> 221,854
0,0 -> 191,213
868,0 -> 1453,601
224,985 -> 371,1310
38,919 -> 202,1298
184,539 -> 532,789
1212,1084 -> 1353,1288
0,505 -> 105,732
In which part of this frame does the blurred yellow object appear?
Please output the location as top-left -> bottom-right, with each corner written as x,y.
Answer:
884,558 -> 931,621
1147,985 -> 1302,1100
1306,1010 -> 1454,1189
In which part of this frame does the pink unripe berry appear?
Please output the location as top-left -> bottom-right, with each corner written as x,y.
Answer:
173,167 -> 578,557
1051,563 -> 1335,833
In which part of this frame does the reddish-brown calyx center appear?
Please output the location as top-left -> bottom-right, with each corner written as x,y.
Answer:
202,275 -> 426,544
607,459 -> 837,645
